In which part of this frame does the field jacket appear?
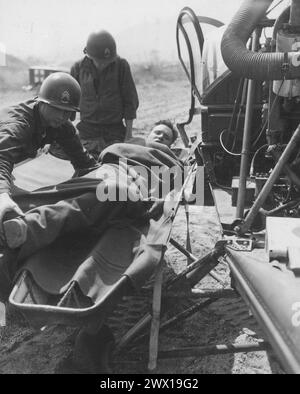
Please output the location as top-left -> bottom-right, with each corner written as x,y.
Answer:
0,99 -> 96,195
71,56 -> 139,138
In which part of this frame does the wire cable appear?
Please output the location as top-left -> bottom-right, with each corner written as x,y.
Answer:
219,129 -> 242,156
266,0 -> 285,16
249,144 -> 269,177
251,80 -> 284,148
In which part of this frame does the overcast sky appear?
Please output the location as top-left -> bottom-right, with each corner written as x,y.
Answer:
0,0 -> 290,64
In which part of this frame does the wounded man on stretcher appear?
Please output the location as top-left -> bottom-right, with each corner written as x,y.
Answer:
0,121 -> 185,302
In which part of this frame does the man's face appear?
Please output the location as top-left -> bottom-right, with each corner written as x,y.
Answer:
146,124 -> 174,147
39,103 -> 73,128
88,55 -> 112,72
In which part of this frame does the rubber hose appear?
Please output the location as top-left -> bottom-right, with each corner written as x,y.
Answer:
221,0 -> 300,81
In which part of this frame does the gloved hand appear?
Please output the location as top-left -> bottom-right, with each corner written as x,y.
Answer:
0,193 -> 24,244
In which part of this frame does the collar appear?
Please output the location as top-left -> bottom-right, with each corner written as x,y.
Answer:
33,100 -> 47,139
82,55 -> 118,74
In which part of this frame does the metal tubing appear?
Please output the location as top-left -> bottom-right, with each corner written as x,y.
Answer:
260,198 -> 300,216
148,261 -> 164,371
137,288 -> 238,300
169,238 -> 226,285
169,237 -> 195,262
168,242 -> 226,288
225,78 -> 245,148
158,298 -> 218,334
186,254 -> 221,288
115,243 -> 226,352
156,341 -> 271,359
128,342 -> 271,360
126,298 -> 219,347
236,123 -> 300,235
57,281 -> 76,307
115,314 -> 152,352
236,30 -> 260,219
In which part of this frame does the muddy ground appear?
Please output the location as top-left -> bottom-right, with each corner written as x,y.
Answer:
0,78 -> 284,374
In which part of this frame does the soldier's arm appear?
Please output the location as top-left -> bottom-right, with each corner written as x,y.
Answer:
0,122 -> 30,195
55,121 -> 97,173
119,59 -> 139,126
70,62 -> 80,84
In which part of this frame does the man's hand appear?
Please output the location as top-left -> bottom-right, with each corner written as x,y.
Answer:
141,199 -> 164,221
38,144 -> 51,155
124,119 -> 133,141
0,193 -> 24,243
72,163 -> 101,178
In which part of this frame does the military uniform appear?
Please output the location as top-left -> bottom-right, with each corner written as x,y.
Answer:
71,56 -> 139,158
0,99 -> 96,195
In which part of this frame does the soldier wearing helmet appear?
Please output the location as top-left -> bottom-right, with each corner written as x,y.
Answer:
0,72 -> 96,238
71,30 -> 139,159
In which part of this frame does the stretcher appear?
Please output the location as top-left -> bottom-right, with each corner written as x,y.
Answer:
8,147 -> 203,372
7,145 -> 273,374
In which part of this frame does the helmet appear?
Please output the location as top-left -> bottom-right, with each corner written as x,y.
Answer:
37,72 -> 81,112
85,30 -> 117,61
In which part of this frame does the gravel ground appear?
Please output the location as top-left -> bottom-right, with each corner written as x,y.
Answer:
0,205 -> 284,374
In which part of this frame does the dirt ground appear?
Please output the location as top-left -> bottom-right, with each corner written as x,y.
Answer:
0,78 -> 284,374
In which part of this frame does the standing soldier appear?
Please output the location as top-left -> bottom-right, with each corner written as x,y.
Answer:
71,30 -> 139,159
0,72 -> 96,238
